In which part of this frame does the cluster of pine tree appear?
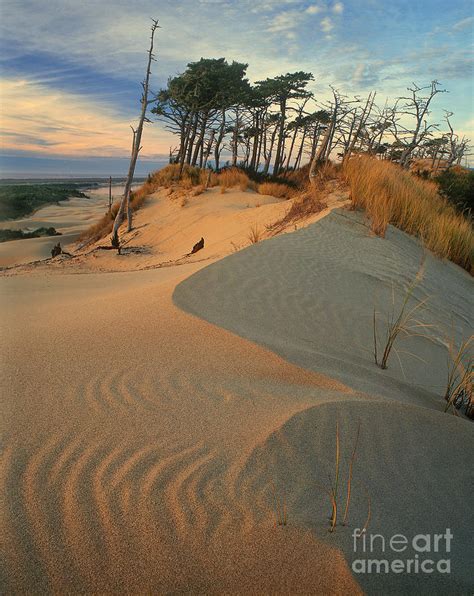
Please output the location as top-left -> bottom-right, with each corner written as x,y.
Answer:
152,59 -> 470,176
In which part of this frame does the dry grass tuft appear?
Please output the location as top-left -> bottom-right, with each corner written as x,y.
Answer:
217,167 -> 252,192
373,260 -> 432,371
191,184 -> 205,196
247,223 -> 262,244
344,156 -> 473,272
320,420 -> 363,533
258,182 -> 296,200
269,190 -> 328,235
270,481 -> 287,526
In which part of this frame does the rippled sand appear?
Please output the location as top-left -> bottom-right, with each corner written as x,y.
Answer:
1,189 -> 472,594
1,265 -> 359,593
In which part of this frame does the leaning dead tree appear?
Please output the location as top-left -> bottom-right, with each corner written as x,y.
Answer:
389,81 -> 446,169
308,87 -> 339,188
111,18 -> 159,250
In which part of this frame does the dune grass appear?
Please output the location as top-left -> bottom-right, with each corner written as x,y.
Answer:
373,262 -> 432,371
247,223 -> 262,244
270,481 -> 287,526
344,156 -> 474,272
258,182 -> 296,200
322,421 -> 362,533
342,421 -> 361,526
78,186 -> 150,245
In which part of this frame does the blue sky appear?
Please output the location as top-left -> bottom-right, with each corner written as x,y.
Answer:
1,0 -> 473,176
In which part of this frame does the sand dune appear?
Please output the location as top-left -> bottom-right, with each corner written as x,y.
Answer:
0,185 -> 126,267
1,189 -> 472,593
1,184 -> 348,274
174,208 -> 474,593
1,265 -> 359,593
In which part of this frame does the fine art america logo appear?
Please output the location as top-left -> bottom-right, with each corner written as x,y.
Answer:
352,528 -> 453,574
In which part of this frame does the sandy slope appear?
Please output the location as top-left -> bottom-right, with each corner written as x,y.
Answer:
174,208 -> 474,593
1,183 -> 348,274
1,187 -> 472,594
1,265 -> 359,594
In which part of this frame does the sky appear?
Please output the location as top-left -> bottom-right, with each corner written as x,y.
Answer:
1,0 -> 473,177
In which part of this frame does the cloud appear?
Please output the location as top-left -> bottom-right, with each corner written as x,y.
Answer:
333,2 -> 344,14
320,16 -> 334,32
306,4 -> 323,15
1,78 -> 173,158
452,16 -> 474,31
268,10 -> 304,32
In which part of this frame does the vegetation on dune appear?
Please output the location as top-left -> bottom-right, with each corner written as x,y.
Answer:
0,226 -> 61,243
78,186 -> 149,246
434,167 -> 474,215
77,24 -> 472,267
345,156 -> 474,272
0,184 -> 88,221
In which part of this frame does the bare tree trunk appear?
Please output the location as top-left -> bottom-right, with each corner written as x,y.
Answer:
263,124 -> 278,175
344,92 -> 376,163
232,107 -> 240,167
294,127 -> 307,169
273,103 -> 286,176
308,125 -> 331,188
214,109 -> 226,171
285,125 -> 299,171
186,113 -> 199,165
249,112 -> 259,171
108,176 -> 112,213
111,19 -> 159,248
192,113 -> 208,167
202,129 -> 215,170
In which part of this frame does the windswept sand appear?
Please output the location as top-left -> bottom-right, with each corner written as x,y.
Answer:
1,187 -> 473,594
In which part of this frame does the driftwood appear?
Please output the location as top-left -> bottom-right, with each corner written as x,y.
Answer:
190,237 -> 204,254
50,242 -> 72,258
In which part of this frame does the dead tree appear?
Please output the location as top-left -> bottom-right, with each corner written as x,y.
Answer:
343,91 -> 376,163
390,81 -> 446,169
444,111 -> 470,168
308,88 -> 339,188
111,19 -> 159,249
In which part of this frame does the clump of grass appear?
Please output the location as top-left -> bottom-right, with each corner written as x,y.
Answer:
191,184 -> 205,196
270,481 -> 287,526
322,420 -> 363,533
217,167 -> 251,192
342,421 -> 361,526
373,261 -> 432,370
329,420 -> 341,531
444,335 -> 473,417
344,155 -> 474,272
247,223 -> 262,244
269,190 -> 327,235
258,182 -> 296,200
150,163 -> 203,187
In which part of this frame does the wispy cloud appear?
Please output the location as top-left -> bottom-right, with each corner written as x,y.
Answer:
1,78 -> 173,158
452,16 -> 474,31
320,16 -> 334,32
1,0 -> 472,165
